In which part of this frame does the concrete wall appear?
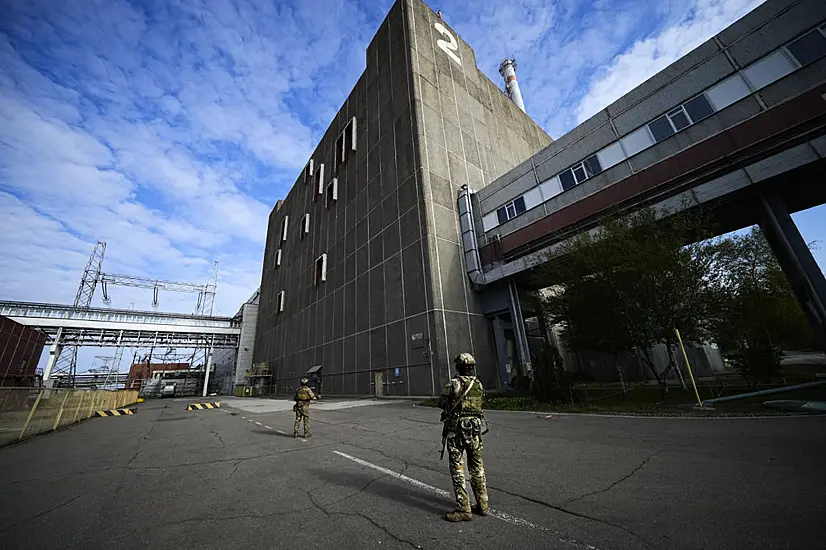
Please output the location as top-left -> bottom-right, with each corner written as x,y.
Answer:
234,303 -> 258,387
406,0 -> 552,392
254,0 -> 551,396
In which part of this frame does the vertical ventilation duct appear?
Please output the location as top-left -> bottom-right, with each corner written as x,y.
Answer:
457,185 -> 485,285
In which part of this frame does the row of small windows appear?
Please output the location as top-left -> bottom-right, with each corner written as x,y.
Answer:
483,24 -> 826,233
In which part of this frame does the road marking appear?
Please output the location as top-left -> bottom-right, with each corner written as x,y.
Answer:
241,417 -> 247,420
276,429 -> 287,435
333,451 -> 596,550
254,421 -> 263,426
264,425 -> 273,430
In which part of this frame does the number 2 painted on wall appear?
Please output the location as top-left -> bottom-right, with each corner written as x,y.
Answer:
434,22 -> 461,66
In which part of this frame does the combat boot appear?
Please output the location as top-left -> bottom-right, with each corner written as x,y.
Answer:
472,503 -> 488,516
293,432 -> 299,438
446,508 -> 473,522
304,432 -> 312,438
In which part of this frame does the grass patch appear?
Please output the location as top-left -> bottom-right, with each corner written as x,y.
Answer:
420,383 -> 826,415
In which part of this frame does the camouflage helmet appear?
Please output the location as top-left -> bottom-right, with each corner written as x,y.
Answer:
454,353 -> 476,367
300,378 -> 309,385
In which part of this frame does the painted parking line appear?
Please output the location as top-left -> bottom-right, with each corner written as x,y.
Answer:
332,451 -> 598,549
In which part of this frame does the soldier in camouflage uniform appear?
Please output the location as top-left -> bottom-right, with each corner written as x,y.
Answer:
293,378 -> 317,438
438,353 -> 489,522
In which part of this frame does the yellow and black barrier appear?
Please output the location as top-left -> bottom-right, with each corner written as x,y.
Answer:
94,408 -> 136,417
187,402 -> 221,411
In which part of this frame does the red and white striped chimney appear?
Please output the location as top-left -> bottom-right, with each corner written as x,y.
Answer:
499,58 -> 525,113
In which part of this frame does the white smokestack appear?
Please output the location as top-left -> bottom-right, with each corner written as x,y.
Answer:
499,58 -> 525,113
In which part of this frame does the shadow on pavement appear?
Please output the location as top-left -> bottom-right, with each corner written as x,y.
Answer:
308,467 -> 450,515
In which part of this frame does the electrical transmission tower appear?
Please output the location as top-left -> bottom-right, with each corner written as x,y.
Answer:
191,262 -> 219,389
50,241 -> 107,386
47,241 -> 219,387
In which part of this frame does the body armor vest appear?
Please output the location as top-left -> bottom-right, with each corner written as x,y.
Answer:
456,376 -> 483,416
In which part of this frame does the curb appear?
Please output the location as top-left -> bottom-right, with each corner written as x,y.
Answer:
187,402 -> 221,411
94,408 -> 136,417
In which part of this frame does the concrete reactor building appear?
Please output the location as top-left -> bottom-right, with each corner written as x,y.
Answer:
254,0 -> 551,396
256,0 -> 826,396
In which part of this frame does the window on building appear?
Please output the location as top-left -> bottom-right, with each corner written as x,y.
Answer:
326,178 -> 338,209
275,248 -> 282,267
302,213 -> 310,237
596,142 -> 626,171
742,50 -> 795,91
667,106 -> 691,132
281,216 -> 289,242
558,155 -> 603,192
706,74 -> 751,111
335,117 -> 357,172
314,163 -> 325,201
582,155 -> 602,178
315,254 -> 328,284
683,93 -> 715,123
572,163 -> 587,183
276,290 -> 285,313
496,196 -> 526,224
649,115 -> 676,142
304,159 -> 314,185
559,169 -> 576,191
621,126 -> 655,157
786,29 -> 826,67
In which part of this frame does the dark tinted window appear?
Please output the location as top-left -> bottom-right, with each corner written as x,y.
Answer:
649,115 -> 675,142
583,155 -> 602,178
514,196 -> 526,215
787,30 -> 826,66
497,207 -> 508,225
668,108 -> 690,131
684,94 -> 715,123
559,169 -> 576,190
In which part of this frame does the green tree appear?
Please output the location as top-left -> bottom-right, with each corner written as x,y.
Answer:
537,208 -> 719,394
709,228 -> 814,388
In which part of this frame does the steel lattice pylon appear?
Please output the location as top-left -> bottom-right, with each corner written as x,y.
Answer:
44,241 -> 220,388
50,241 -> 106,385
190,261 -> 218,383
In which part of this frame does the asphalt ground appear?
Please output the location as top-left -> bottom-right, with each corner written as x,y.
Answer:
0,397 -> 824,549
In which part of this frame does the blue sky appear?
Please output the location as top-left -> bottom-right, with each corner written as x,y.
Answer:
1,0 -> 823,326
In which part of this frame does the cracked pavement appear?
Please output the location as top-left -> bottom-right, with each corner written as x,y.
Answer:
1,399 -> 824,549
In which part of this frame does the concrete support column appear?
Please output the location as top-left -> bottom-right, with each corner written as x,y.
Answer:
508,280 -> 533,377
43,327 -> 63,382
202,337 -> 214,398
758,192 -> 826,350
491,318 -> 511,389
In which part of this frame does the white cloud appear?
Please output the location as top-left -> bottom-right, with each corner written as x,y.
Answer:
575,0 -> 765,123
0,0 -> 381,336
